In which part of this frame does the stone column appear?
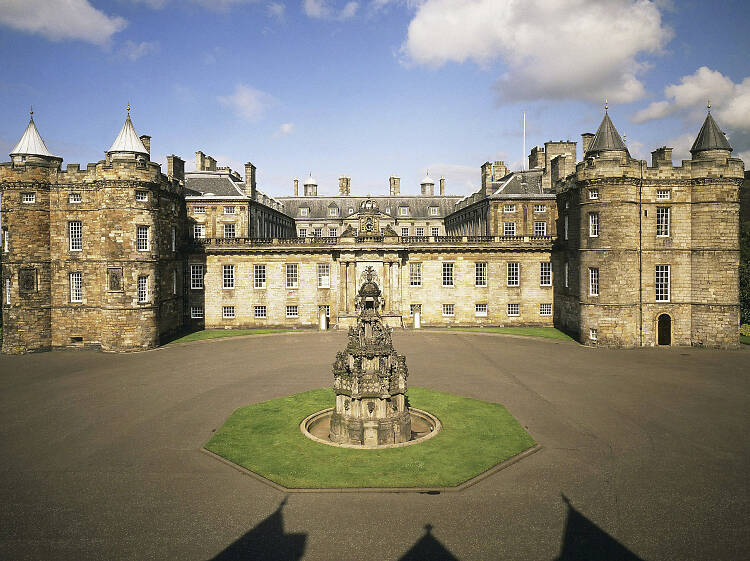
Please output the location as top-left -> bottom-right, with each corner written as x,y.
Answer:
339,260 -> 347,317
383,261 -> 391,312
347,261 -> 356,313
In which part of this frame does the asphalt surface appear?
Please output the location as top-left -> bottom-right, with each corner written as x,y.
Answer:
0,330 -> 748,561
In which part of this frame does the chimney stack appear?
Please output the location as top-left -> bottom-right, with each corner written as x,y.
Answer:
389,175 -> 400,196
480,161 -> 492,197
338,175 -> 351,196
167,155 -> 184,181
492,161 -> 508,181
293,178 -> 299,196
139,135 -> 151,156
439,176 -> 445,195
581,133 -> 595,158
196,151 -> 205,171
651,146 -> 673,167
244,162 -> 257,200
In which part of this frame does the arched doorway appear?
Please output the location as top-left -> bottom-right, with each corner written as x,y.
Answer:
657,314 -> 671,346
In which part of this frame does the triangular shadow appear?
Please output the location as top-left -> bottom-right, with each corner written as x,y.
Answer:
556,494 -> 646,561
398,523 -> 461,561
209,497 -> 306,561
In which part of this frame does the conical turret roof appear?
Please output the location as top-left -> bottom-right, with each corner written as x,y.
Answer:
10,115 -> 56,157
108,113 -> 148,155
690,111 -> 732,154
586,112 -> 628,155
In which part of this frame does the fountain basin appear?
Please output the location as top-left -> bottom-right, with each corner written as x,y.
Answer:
301,407 -> 442,449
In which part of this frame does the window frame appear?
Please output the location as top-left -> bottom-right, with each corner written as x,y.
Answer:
69,221 -> 83,252
475,262 -> 488,287
317,263 -> 331,289
70,272 -> 83,303
193,224 -> 205,239
655,264 -> 670,302
442,262 -> 454,287
286,263 -> 299,289
222,305 -> 235,319
504,222 -> 516,236
21,192 -> 36,204
540,303 -> 552,316
431,227 -> 440,237
540,262 -> 552,286
588,188 -> 599,200
69,193 -> 82,204
223,223 -> 236,239
190,306 -> 204,319
507,262 -> 519,287
137,275 -> 148,303
475,303 -> 488,317
254,264 -> 266,289
656,207 -> 670,237
254,305 -> 267,319
409,262 -> 422,287
533,204 -> 546,213
222,264 -> 235,289
507,303 -> 520,316
442,303 -> 455,317
503,204 -> 516,213
135,190 -> 148,202
589,267 -> 599,297
223,206 -> 236,215
534,221 -> 547,236
588,212 -> 599,237
137,225 -> 149,251
190,264 -> 204,290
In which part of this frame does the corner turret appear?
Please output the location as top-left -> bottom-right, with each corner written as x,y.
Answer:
585,105 -> 629,160
106,106 -> 149,164
690,105 -> 732,160
9,109 -> 62,168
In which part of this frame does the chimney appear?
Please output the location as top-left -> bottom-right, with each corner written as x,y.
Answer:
651,146 -> 673,167
480,161 -> 492,197
244,162 -> 257,200
339,176 -> 351,196
389,175 -> 400,196
206,156 -> 216,171
167,155 -> 184,181
550,155 -> 566,184
492,160 -> 508,181
294,178 -> 299,196
139,135 -> 151,156
581,133 -> 595,158
439,176 -> 445,195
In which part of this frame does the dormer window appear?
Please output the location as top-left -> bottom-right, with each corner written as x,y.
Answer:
430,207 -> 439,216
135,191 -> 148,202
21,193 -> 36,204
300,207 -> 309,217
348,207 -> 354,214
399,206 -> 408,216
329,207 -> 338,217
385,208 -> 391,214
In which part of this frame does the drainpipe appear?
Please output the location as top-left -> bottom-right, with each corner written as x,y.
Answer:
639,160 -> 644,347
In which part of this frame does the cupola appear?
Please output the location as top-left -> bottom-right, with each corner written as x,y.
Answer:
9,108 -> 62,168
303,173 -> 317,196
420,170 -> 435,196
585,103 -> 629,159
690,103 -> 732,160
106,105 -> 149,164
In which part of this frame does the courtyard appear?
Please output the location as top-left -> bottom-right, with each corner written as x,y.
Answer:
0,330 -> 748,560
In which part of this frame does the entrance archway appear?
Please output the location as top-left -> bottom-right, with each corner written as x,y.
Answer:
657,314 -> 671,346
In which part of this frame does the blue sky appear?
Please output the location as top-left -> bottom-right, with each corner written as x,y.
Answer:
1,0 -> 749,197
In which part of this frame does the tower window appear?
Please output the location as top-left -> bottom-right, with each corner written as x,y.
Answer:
656,265 -> 670,302
656,207 -> 670,237
136,225 -> 149,251
69,221 -> 82,251
589,267 -> 599,296
70,272 -> 82,302
21,192 -> 36,204
589,212 -> 599,237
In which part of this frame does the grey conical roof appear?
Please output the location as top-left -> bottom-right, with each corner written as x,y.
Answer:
10,116 -> 56,157
107,114 -> 148,155
586,112 -> 628,155
690,112 -> 732,154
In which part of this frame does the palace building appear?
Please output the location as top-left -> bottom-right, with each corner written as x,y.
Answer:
0,107 -> 743,353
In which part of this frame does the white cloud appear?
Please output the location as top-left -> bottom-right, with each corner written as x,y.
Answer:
339,1 -> 359,18
274,123 -> 294,137
129,0 -> 169,8
0,0 -> 127,46
131,0 -> 259,8
267,2 -> 286,19
118,40 -> 159,61
401,0 -> 671,104
218,84 -> 277,121
422,163 -> 478,195
303,0 -> 359,20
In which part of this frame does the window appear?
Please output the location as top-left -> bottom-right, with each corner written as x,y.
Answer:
589,212 -> 599,237
135,191 -> 148,202
137,225 -> 149,251
401,227 -> 409,237
286,264 -> 298,288
172,269 -> 177,295
564,261 -> 569,288
475,303 -> 487,317
317,263 -> 330,288
399,207 -> 408,216
442,304 -> 454,317
300,208 -> 309,217
348,207 -> 354,214
507,303 -> 519,316
313,228 -> 322,237
329,207 -> 338,217
410,262 -> 422,286
190,306 -> 204,319
254,305 -> 267,319
416,227 -> 424,237
442,262 -> 454,287
534,221 -> 547,236
329,228 -> 337,237
193,224 -> 205,239
588,188 -> 599,200
299,228 -> 307,238
69,221 -> 82,251
540,262 -> 552,286
534,204 -> 546,213
222,264 -> 235,289
190,264 -> 204,289
507,262 -> 519,286
409,304 -> 421,317
319,305 -> 330,318
656,189 -> 671,200
504,222 -> 516,236
137,275 -> 148,303
503,204 -> 516,213
223,223 -> 235,238
589,328 -> 598,341
222,306 -> 235,319
475,262 -> 487,287
70,272 -> 82,302
656,207 -> 670,237
171,227 -> 176,251
589,267 -> 599,296
564,215 -> 569,240
430,207 -> 439,216
254,264 -> 266,288
540,303 -> 552,316
21,192 -> 36,203
380,228 -> 385,235
224,206 -> 236,215
286,305 -> 298,318
69,193 -> 81,204
656,265 -> 670,302
193,206 -> 205,214
431,227 -> 439,237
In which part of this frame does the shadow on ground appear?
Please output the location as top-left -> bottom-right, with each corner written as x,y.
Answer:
208,495 -> 646,560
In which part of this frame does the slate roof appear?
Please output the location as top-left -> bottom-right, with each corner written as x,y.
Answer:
691,112 -> 732,154
587,112 -> 628,155
107,114 -> 148,155
489,169 -> 549,198
277,195 -> 461,219
185,173 -> 246,197
10,116 -> 56,157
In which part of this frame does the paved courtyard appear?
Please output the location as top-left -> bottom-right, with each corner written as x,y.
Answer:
0,331 -> 748,560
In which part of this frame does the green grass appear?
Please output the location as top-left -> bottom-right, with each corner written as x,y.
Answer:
432,326 -> 574,341
168,328 -> 294,344
204,387 -> 536,488
741,335 -> 750,345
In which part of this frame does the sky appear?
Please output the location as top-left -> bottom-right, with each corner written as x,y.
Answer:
0,0 -> 748,198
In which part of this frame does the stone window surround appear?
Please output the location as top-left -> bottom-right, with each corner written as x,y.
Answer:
588,188 -> 599,200
286,263 -> 299,289
656,207 -> 670,237
410,262 -> 422,286
534,204 -> 546,213
135,190 -> 148,202
589,267 -> 599,297
656,189 -> 671,200
589,212 -> 599,238
656,264 -> 670,302
193,223 -> 205,239
504,222 -> 516,236
223,223 -> 236,238
430,207 -> 439,216
224,206 -> 236,215
534,221 -> 547,236
431,227 -> 439,237
503,204 -> 516,213
222,305 -> 235,319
